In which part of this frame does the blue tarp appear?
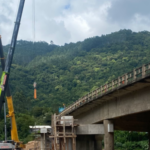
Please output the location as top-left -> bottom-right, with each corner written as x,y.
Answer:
59,107 -> 65,113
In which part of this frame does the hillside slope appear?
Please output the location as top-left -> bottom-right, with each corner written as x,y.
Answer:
0,29 -> 150,146
6,29 -> 150,109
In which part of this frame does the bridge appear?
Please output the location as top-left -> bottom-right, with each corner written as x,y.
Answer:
59,62 -> 150,150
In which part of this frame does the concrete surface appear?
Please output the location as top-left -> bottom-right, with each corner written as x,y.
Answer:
104,120 -> 114,150
74,85 -> 150,126
76,124 -> 104,135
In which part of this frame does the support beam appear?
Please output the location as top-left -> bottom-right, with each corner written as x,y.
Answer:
76,124 -> 104,135
104,120 -> 114,150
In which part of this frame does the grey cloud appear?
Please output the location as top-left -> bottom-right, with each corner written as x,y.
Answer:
0,1 -> 15,24
0,14 -> 11,24
35,19 -> 71,45
108,0 -> 150,23
2,1 -> 13,15
1,0 -> 150,45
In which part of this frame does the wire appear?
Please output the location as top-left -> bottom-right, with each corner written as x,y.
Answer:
32,0 -> 37,100
32,0 -> 35,44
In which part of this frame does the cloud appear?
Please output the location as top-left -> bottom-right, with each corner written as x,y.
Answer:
108,0 -> 150,23
55,0 -> 111,43
0,0 -> 19,44
35,18 -> 71,44
107,0 -> 150,31
64,4 -> 70,10
0,0 -> 150,46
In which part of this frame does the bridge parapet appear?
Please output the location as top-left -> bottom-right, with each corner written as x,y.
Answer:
59,63 -> 150,116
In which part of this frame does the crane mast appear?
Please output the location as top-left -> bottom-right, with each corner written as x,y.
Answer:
0,0 -> 25,149
0,0 -> 25,113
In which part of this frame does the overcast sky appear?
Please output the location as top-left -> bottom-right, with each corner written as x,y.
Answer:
0,0 -> 150,45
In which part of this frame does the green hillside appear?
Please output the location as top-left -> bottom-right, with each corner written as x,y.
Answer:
6,29 -> 150,109
0,29 -> 150,148
3,40 -> 57,65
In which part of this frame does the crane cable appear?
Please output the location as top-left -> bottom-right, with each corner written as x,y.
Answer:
32,0 -> 37,99
32,0 -> 35,45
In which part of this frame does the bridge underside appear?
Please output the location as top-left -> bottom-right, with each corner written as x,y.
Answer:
70,78 -> 150,150
112,110 -> 150,132
59,66 -> 150,150
70,78 -> 150,127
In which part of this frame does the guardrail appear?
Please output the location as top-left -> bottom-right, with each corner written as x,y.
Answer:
59,63 -> 150,116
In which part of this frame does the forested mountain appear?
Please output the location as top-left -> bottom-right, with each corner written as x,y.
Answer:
0,29 -> 150,149
3,41 -> 58,65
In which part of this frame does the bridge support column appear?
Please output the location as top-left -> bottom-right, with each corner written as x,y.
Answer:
40,133 -> 45,150
104,120 -> 114,150
95,135 -> 103,150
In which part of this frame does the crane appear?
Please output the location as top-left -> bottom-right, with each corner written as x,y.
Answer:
0,36 -> 25,149
0,0 -> 25,149
0,0 -> 25,115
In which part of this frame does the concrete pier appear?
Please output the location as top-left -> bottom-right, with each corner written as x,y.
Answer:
104,120 -> 114,150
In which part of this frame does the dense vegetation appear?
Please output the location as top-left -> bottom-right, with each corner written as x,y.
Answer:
0,29 -> 150,149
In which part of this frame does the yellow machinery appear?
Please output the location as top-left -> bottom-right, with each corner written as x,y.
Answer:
6,96 -> 25,149
0,36 -> 25,149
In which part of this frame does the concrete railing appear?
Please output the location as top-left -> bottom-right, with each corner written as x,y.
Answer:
59,63 -> 150,116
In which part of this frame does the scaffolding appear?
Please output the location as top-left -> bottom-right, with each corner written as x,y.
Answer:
50,114 -> 77,150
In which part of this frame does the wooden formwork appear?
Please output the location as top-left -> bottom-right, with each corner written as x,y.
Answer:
50,114 -> 77,150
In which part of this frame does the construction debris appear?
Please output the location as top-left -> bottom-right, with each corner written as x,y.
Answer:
25,141 -> 41,150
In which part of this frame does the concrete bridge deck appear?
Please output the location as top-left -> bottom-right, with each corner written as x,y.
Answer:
59,62 -> 150,150
59,63 -> 150,120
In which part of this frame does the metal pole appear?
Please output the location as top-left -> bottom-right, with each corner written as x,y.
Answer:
4,102 -> 7,141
